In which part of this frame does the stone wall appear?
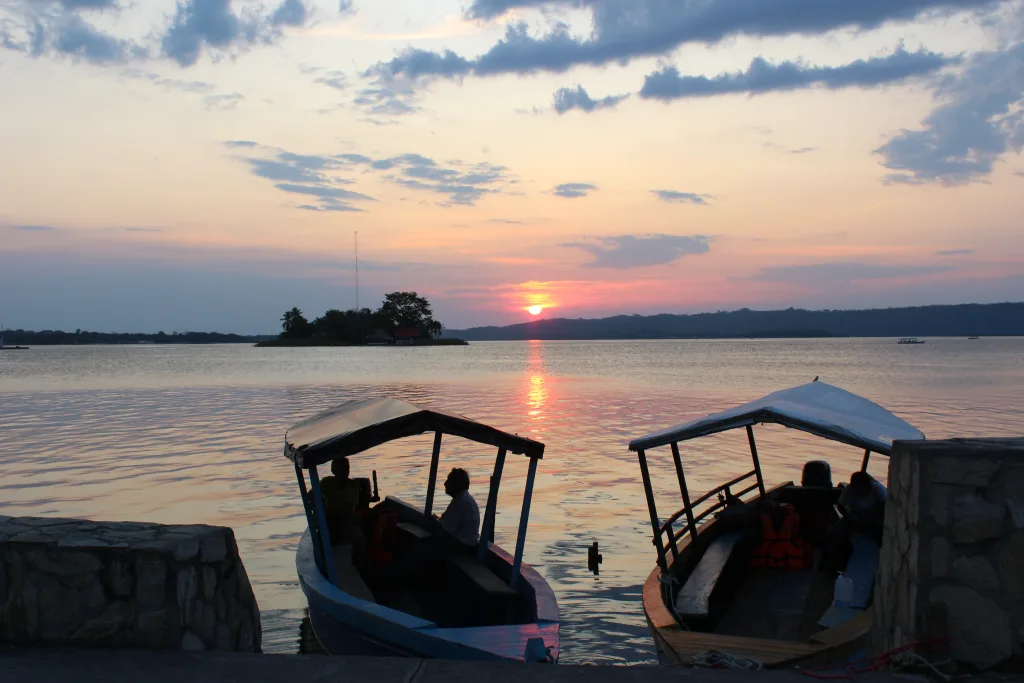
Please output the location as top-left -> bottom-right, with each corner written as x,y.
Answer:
0,516 -> 261,652
872,438 -> 1024,671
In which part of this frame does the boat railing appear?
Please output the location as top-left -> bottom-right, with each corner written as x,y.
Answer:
654,469 -> 760,568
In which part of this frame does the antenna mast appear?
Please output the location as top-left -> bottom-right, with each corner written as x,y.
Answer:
355,230 -> 359,312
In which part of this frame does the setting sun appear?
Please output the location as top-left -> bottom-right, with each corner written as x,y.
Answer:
527,305 -> 543,316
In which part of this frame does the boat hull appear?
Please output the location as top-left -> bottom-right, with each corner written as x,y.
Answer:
296,531 -> 560,661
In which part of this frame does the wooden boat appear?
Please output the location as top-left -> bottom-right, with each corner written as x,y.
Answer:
628,380 -> 923,668
284,398 -> 559,662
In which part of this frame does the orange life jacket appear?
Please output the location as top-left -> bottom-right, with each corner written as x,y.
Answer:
750,504 -> 809,570
366,510 -> 397,570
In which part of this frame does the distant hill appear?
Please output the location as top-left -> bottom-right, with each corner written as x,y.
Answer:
2,329 -> 273,345
444,302 -> 1024,341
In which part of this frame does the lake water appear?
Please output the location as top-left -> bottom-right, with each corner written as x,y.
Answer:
2,338 -> 1023,663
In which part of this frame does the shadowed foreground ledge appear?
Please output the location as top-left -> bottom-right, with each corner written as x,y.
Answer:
0,648 -> 915,683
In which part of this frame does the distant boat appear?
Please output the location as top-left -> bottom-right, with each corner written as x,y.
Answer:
0,334 -> 29,351
968,336 -> 979,340
897,337 -> 925,345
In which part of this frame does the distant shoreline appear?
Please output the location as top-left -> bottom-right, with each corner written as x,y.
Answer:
443,302 -> 1024,341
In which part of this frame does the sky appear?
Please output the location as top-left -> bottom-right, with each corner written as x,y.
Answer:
1,0 -> 1023,334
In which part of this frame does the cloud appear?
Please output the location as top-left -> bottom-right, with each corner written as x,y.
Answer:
296,198 -> 365,213
352,69 -> 421,116
561,233 -> 711,269
7,224 -> 56,231
876,42 -> 1024,186
652,189 -> 711,205
338,0 -> 354,14
553,182 -> 597,198
228,144 -> 514,210
120,68 -> 213,93
552,84 -> 628,114
5,10 -> 148,65
342,153 -> 515,206
58,0 -> 119,8
245,158 -> 325,183
225,144 -> 372,211
274,183 -> 373,201
204,92 -> 244,110
936,249 -> 975,256
487,218 -> 523,224
789,147 -> 817,154
124,227 -> 163,233
639,47 -> 957,102
744,262 -> 950,284
270,0 -> 308,27
371,0 -> 997,82
160,0 -> 312,68
314,69 -> 348,91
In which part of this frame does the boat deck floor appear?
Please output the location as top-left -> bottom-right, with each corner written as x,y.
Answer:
714,568 -> 835,642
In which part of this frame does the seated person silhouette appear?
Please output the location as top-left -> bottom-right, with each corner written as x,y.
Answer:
385,468 -> 479,583
827,471 -> 887,567
438,467 -> 480,550
320,457 -> 367,569
839,471 -> 887,540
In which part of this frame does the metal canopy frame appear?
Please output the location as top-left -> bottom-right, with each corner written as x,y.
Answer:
293,428 -> 543,590
634,422 -> 877,572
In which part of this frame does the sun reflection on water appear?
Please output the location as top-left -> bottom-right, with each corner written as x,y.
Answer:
525,341 -> 549,432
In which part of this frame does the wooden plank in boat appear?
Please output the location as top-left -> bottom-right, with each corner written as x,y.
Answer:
675,531 -> 744,618
660,629 -> 823,666
448,555 -> 517,597
810,609 -> 873,647
396,522 -> 432,539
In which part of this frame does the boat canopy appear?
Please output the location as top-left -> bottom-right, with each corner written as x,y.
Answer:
285,397 -> 545,467
628,381 -> 923,456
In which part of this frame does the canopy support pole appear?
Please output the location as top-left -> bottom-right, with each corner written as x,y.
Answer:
478,447 -> 507,562
638,449 -> 667,572
746,425 -> 767,497
510,455 -> 538,588
293,461 -> 324,573
424,431 -> 443,516
670,442 -> 697,540
861,449 -> 871,472
308,464 -> 338,587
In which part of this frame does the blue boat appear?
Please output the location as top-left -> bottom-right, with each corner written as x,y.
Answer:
285,398 -> 560,662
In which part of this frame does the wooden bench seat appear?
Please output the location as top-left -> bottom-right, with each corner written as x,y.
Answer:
675,532 -> 744,619
661,628 -> 823,667
447,554 -> 517,598
396,521 -> 432,539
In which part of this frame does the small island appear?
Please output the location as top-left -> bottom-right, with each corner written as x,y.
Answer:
256,291 -> 467,347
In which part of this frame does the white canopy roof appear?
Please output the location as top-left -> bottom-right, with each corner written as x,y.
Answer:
285,397 -> 544,467
628,381 -> 924,455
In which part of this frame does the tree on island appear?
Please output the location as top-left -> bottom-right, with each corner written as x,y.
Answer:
280,307 -> 312,338
378,292 -> 435,331
274,292 -> 446,344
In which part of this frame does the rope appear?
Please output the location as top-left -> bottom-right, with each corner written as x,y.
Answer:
692,650 -> 763,670
797,638 -> 949,680
660,573 -> 691,631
